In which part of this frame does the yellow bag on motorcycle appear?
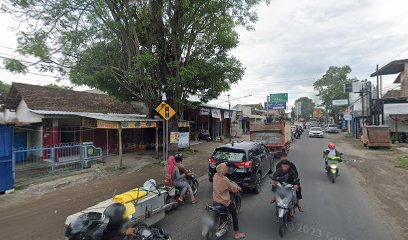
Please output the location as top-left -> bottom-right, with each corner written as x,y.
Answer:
113,188 -> 148,204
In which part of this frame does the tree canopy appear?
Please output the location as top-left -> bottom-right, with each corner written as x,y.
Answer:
2,0 -> 269,118
291,97 -> 315,119
313,66 -> 359,117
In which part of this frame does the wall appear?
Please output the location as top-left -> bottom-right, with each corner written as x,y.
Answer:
233,105 -> 252,116
383,103 -> 408,132
401,64 -> 408,97
16,100 -> 43,124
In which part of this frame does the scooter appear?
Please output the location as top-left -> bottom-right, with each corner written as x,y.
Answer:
325,156 -> 342,183
201,191 -> 241,240
274,181 -> 296,238
164,169 -> 199,210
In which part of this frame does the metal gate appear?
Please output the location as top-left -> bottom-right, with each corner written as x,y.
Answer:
0,125 -> 13,193
13,143 -> 102,185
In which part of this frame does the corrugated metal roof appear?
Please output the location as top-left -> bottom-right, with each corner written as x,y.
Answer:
30,110 -> 158,122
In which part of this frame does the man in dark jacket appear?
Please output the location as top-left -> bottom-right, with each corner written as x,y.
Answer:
271,159 -> 303,212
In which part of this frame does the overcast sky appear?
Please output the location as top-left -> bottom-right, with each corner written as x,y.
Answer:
1,0 -> 408,109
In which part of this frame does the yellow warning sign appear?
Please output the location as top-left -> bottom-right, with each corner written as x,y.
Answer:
155,102 -> 176,121
155,101 -> 168,113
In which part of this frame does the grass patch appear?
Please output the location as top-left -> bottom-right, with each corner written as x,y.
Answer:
397,155 -> 408,169
14,185 -> 28,191
344,133 -> 354,138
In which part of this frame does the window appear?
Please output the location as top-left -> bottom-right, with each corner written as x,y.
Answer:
213,149 -> 246,163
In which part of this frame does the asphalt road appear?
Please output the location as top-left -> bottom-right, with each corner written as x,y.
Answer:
156,134 -> 398,240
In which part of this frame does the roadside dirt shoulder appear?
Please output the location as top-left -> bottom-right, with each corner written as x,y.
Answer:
0,141 -> 222,240
327,133 -> 408,240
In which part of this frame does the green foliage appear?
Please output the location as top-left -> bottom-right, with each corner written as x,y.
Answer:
292,97 -> 315,119
313,66 -> 360,117
2,0 -> 268,119
3,58 -> 27,73
398,155 -> 408,169
0,80 -> 11,92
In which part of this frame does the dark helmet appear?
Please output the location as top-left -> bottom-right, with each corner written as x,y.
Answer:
174,153 -> 184,162
279,160 -> 291,166
103,203 -> 127,231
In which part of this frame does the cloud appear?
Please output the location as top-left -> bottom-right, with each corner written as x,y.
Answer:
213,0 -> 408,108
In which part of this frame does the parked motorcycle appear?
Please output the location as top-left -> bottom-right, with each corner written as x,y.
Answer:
325,156 -> 342,183
274,181 -> 296,238
201,191 -> 241,240
198,130 -> 212,142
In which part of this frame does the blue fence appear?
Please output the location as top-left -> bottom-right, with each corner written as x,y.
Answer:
13,143 -> 102,185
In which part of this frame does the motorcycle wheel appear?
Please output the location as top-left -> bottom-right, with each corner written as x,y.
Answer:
279,221 -> 284,238
331,174 -> 336,184
192,180 -> 199,195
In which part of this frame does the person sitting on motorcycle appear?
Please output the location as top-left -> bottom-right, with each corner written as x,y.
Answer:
167,154 -> 197,204
174,153 -> 191,180
323,143 -> 342,169
274,157 -> 303,212
271,160 -> 300,216
213,162 -> 246,239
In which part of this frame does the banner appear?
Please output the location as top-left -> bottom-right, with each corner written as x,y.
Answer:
211,109 -> 221,119
224,110 -> 231,119
121,121 -> 157,128
200,108 -> 210,115
170,132 -> 180,144
178,132 -> 190,148
265,102 -> 286,110
332,99 -> 348,106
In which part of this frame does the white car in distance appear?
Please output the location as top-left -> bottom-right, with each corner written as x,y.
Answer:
309,127 -> 324,138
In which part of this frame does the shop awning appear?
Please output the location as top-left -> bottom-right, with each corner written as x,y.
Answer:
390,114 -> 408,121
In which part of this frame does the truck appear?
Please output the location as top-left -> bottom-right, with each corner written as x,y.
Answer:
249,121 -> 292,158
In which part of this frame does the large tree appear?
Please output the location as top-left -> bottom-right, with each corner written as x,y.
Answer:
313,66 -> 358,118
2,0 -> 268,120
291,97 -> 315,120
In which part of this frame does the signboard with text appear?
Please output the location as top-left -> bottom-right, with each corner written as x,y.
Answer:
269,93 -> 288,102
264,102 -> 286,110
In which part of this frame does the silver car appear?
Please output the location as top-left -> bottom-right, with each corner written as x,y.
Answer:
309,127 -> 324,138
326,124 -> 339,133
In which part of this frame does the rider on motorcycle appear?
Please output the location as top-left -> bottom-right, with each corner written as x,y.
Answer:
213,162 -> 246,239
167,154 -> 197,204
323,143 -> 342,169
271,160 -> 301,216
274,157 -> 303,212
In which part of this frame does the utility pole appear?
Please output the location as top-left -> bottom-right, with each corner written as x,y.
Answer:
361,83 -> 365,127
228,94 -> 232,143
222,94 -> 252,143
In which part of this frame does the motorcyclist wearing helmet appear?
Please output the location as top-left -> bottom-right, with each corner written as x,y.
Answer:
167,153 -> 197,204
323,143 -> 342,169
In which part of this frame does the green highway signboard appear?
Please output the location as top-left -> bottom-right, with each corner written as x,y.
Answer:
269,93 -> 288,102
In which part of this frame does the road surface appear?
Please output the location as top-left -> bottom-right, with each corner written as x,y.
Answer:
156,135 -> 398,240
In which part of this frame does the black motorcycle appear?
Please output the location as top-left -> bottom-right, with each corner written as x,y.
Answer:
201,191 -> 241,240
198,131 -> 212,142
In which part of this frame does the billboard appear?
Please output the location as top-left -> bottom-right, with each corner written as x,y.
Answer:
265,102 -> 286,110
332,99 -> 348,106
313,108 -> 323,118
269,93 -> 288,102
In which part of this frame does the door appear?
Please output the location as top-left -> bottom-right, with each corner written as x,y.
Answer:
258,145 -> 269,176
0,126 -> 13,192
14,132 -> 27,162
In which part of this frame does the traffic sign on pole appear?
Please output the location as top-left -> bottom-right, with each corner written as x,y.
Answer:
155,101 -> 176,121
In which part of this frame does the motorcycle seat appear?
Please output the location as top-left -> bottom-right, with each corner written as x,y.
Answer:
206,203 -> 228,215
